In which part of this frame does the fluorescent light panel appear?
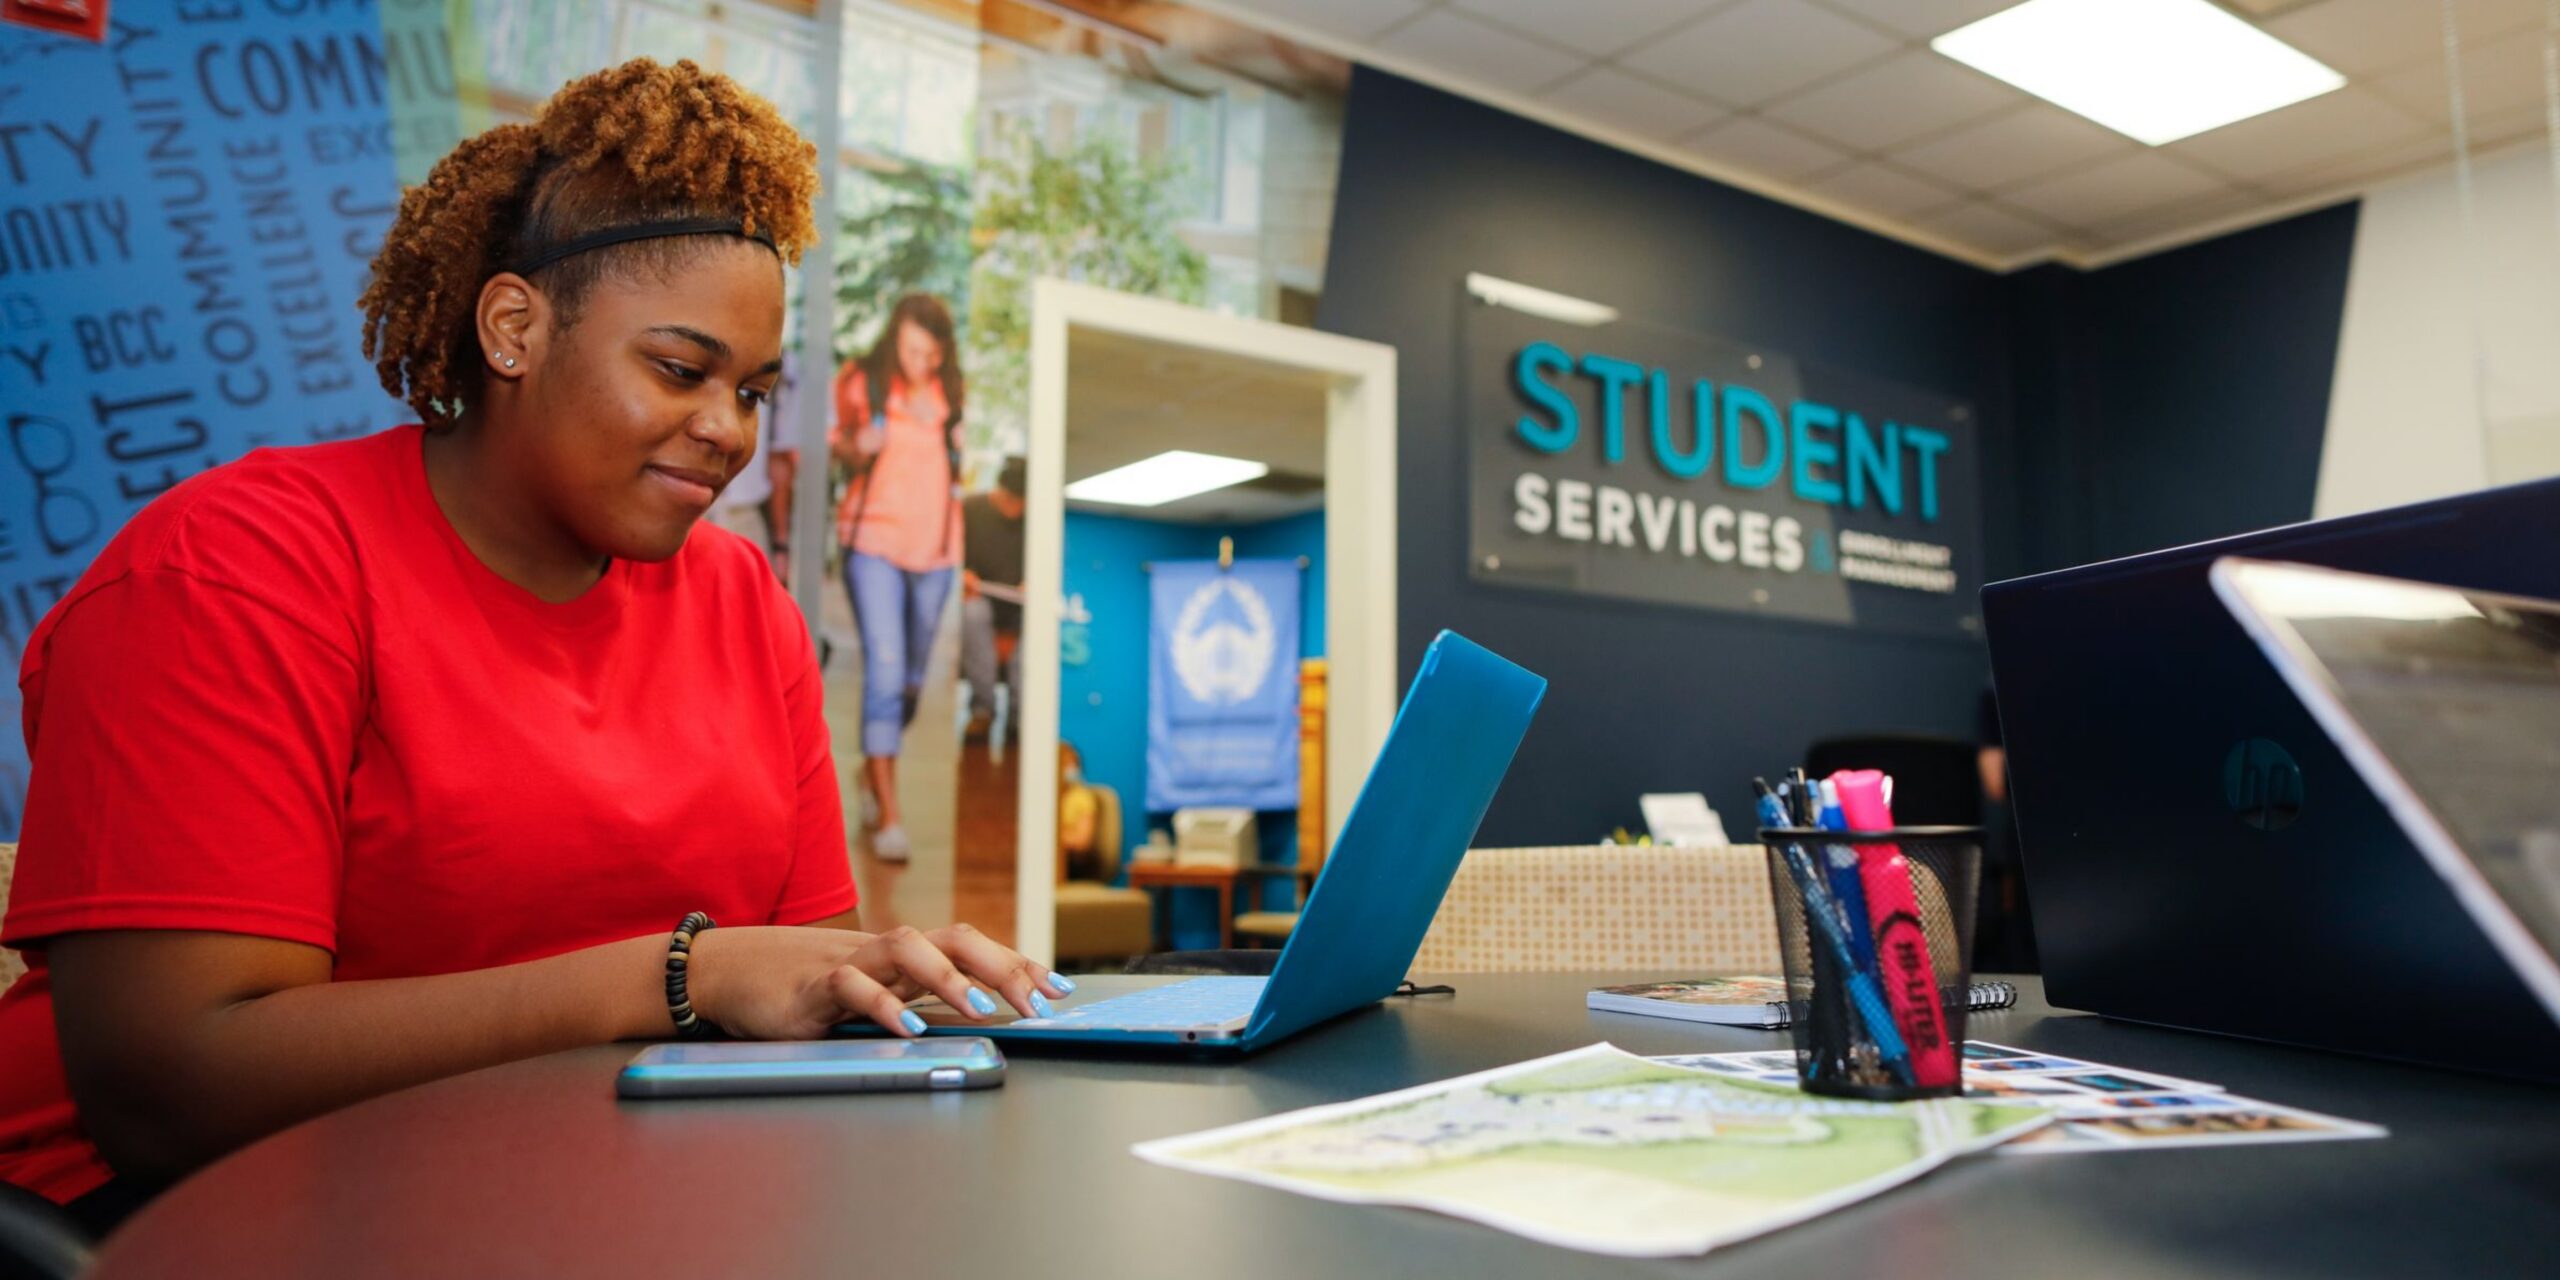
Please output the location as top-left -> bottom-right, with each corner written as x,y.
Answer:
1933,0 -> 2345,146
1465,272 -> 1619,327
1064,450 -> 1269,507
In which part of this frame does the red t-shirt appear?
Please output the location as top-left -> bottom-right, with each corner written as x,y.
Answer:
0,425 -> 856,1203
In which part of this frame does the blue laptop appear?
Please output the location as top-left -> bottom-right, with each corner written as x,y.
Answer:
880,630 -> 1544,1052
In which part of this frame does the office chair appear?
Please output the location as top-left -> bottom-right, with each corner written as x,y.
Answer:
0,1184 -> 93,1280
1802,734 -> 1983,825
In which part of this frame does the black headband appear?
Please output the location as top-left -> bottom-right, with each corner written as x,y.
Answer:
505,216 -> 777,277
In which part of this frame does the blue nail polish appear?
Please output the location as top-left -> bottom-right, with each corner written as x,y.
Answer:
1051,974 -> 1079,995
899,1010 -> 928,1036
966,988 -> 998,1016
1030,992 -> 1056,1019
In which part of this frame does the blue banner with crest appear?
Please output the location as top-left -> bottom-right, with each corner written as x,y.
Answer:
1147,558 -> 1300,812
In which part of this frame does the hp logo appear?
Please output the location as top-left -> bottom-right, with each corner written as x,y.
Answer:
2224,738 -> 2304,831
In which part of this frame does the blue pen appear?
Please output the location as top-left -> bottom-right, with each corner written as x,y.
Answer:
1752,778 -> 1791,830
1815,780 -> 1880,973
1774,842 -> 1914,1079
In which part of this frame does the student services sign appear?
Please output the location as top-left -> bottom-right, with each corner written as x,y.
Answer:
1464,292 -> 1985,639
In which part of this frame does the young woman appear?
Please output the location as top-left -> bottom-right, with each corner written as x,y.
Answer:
0,60 -> 1064,1235
829,294 -> 966,861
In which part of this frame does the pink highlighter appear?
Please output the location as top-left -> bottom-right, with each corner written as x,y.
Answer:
1828,769 -> 1959,1089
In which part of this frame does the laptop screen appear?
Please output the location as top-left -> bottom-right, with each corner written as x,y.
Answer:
2217,561 -> 2560,1002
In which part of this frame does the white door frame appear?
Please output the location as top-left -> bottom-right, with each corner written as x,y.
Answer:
1016,278 -> 1399,964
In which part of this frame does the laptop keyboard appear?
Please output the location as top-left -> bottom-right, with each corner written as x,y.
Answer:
1015,976 -> 1267,1031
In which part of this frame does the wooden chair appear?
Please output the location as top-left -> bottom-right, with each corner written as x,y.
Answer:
1231,843 -> 1321,948
1411,844 -> 1783,974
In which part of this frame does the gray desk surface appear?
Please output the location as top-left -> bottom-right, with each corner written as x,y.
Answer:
90,974 -> 2560,1279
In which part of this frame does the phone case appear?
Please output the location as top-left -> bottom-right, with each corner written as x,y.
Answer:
616,1038 -> 1007,1098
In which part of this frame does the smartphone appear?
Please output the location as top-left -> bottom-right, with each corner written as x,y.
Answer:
617,1037 -> 1006,1099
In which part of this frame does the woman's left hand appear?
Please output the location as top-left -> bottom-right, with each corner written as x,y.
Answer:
853,922 -> 1068,1019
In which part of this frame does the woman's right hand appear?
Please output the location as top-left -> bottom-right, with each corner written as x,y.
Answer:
685,923 -> 1069,1040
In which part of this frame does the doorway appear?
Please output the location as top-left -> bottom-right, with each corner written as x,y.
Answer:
1016,280 -> 1396,965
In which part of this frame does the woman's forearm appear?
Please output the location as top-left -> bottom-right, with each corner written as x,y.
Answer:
51,930 -> 674,1182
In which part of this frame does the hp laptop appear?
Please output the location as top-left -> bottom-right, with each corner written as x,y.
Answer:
870,630 -> 1545,1053
1981,478 -> 2560,1083
2215,559 -> 2560,1030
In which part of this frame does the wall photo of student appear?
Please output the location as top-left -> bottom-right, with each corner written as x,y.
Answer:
830,294 -> 966,862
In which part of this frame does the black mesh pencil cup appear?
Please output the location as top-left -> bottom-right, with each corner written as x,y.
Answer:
1758,826 -> 1982,1101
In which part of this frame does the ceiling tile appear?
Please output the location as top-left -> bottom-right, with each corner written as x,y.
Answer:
2262,0 -> 2545,78
1618,0 -> 1899,108
1679,115 -> 1852,182
1762,48 -> 2025,151
1913,200 -> 2067,259
1371,8 -> 1589,92
1448,0 -> 1729,59
1891,103 -> 2137,194
1236,0 -> 1433,43
2375,25 -> 2560,126
1814,0 -> 2022,41
1801,161 -> 1965,220
2464,100 -> 2560,151
2085,187 -> 2272,249
2167,86 -> 2435,181
2249,131 -> 2462,199
1999,151 -> 2231,230
1540,65 -> 1729,139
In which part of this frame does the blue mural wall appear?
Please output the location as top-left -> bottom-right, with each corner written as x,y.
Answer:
1,4 -> 417,837
1233,509 -> 1324,659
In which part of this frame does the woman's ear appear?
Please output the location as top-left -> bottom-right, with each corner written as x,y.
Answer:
475,272 -> 549,384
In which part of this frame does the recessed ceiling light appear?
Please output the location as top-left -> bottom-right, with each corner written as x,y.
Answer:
1064,450 -> 1269,507
1933,0 -> 2345,146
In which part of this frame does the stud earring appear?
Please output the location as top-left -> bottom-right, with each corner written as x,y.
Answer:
501,354 -> 516,369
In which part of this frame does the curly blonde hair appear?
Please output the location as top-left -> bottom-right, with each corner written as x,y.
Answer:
359,58 -> 819,426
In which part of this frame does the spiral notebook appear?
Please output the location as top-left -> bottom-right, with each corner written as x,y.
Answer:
1587,977 -> 2019,1029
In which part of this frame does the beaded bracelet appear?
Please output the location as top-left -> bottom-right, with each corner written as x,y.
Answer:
665,911 -> 717,1038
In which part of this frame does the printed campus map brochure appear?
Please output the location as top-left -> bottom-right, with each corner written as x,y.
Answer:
1654,1042 -> 2387,1156
1132,1043 -> 2050,1258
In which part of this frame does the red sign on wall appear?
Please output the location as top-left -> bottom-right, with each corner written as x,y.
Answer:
2,0 -> 109,45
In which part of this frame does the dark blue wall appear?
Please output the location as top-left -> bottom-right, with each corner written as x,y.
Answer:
1317,70 -> 2019,842
1315,70 -> 2360,845
2008,205 -> 2359,571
